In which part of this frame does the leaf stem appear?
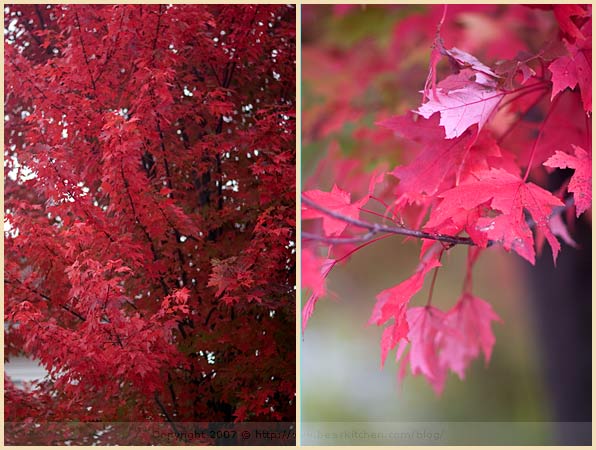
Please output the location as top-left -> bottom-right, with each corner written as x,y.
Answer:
523,93 -> 561,182
426,250 -> 444,306
497,87 -> 549,144
335,234 -> 394,265
359,207 -> 399,224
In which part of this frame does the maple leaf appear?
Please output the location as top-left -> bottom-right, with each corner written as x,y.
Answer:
423,36 -> 498,102
208,257 -> 257,304
416,69 -> 506,139
381,113 -> 473,197
302,184 -> 368,236
443,46 -> 499,78
544,145 -> 592,217
548,20 -> 591,113
397,306 -> 451,394
301,248 -> 336,333
370,246 -> 442,367
430,169 -> 564,264
380,113 -> 508,196
439,293 -> 501,380
552,5 -> 591,42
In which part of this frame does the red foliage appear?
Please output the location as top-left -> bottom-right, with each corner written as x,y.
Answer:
5,4 -> 295,445
302,5 -> 591,393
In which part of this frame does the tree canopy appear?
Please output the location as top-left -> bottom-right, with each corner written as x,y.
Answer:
5,4 -> 296,445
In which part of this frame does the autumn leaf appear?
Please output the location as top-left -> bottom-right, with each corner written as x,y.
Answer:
544,145 -> 592,217
302,184 -> 368,236
397,306 -> 451,395
380,113 -> 506,196
430,169 -> 564,264
416,69 -> 506,139
439,293 -> 502,380
301,248 -> 336,333
371,246 -> 442,367
548,18 -> 591,113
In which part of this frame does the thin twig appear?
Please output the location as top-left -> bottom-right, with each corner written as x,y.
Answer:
6,278 -> 87,322
74,10 -> 97,91
523,93 -> 561,181
302,230 -> 378,245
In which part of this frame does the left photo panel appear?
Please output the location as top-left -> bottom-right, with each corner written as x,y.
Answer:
4,4 -> 296,445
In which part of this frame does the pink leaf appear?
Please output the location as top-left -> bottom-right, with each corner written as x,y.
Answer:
548,22 -> 591,113
439,293 -> 502,380
371,246 -> 442,367
404,306 -> 450,394
302,184 -> 367,236
544,146 -> 592,217
415,70 -> 505,139
301,248 -> 336,333
430,169 -> 564,264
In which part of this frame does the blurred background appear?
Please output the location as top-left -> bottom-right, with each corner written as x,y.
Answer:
301,4 -> 591,445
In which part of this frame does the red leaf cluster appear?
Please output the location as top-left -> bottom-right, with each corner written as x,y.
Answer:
302,5 -> 591,393
5,4 -> 296,444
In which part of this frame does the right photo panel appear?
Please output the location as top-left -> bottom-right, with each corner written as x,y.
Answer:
301,4 -> 591,446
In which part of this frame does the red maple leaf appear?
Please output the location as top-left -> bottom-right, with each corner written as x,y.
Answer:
544,145 -> 592,217
302,184 -> 368,236
416,69 -> 505,139
429,169 -> 564,264
379,113 -> 474,196
301,248 -> 336,333
370,246 -> 442,367
548,20 -> 592,113
380,113 -> 511,197
396,306 -> 452,394
439,293 -> 502,380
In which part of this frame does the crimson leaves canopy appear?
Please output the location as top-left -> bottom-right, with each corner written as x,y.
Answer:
5,4 -> 295,445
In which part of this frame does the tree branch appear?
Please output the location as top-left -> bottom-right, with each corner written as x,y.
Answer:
95,8 -> 126,84
154,391 -> 187,441
150,4 -> 164,63
34,5 -> 46,30
119,160 -> 169,296
302,195 -> 576,249
6,278 -> 86,322
301,194 -> 476,247
73,10 -> 97,91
